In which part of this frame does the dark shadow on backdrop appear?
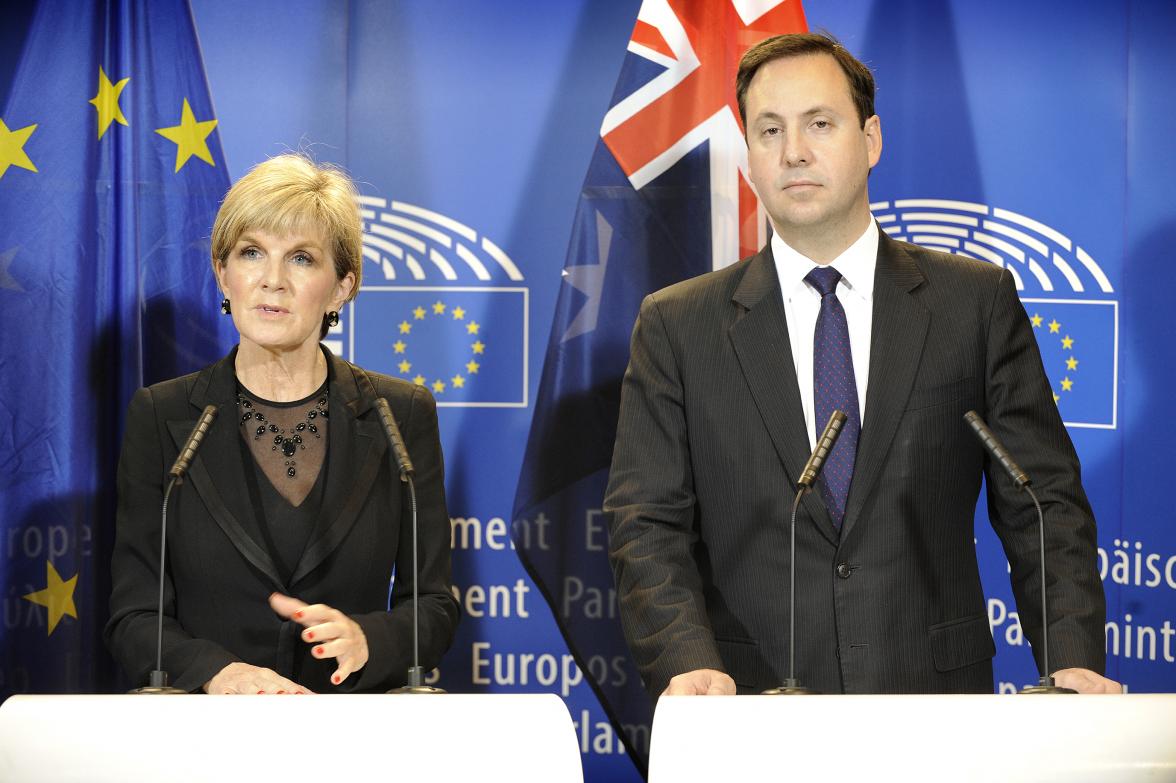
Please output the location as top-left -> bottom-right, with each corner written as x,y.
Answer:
859,0 -> 985,199
1105,218 -> 1176,689
346,2 -> 428,200
0,4 -> 36,111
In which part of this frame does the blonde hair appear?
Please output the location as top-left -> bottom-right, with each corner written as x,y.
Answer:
211,154 -> 363,300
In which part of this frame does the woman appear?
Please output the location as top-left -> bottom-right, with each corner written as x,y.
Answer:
105,154 -> 459,693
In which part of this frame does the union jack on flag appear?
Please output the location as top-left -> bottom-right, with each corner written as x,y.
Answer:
513,1 -> 807,776
603,0 -> 807,268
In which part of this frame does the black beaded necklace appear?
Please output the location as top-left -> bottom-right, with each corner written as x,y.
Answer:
236,392 -> 329,478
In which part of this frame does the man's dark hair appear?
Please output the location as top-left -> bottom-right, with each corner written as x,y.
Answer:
736,32 -> 876,129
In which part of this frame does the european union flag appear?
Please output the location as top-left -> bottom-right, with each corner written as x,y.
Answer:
0,0 -> 233,698
1021,299 -> 1117,429
350,287 -> 528,407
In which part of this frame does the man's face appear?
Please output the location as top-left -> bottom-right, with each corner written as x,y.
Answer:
745,53 -> 881,243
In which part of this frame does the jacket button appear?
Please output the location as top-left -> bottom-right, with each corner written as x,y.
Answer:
836,563 -> 852,579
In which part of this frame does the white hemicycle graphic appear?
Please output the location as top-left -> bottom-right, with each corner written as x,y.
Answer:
870,199 -> 1113,295
358,196 -> 524,283
870,198 -> 1118,431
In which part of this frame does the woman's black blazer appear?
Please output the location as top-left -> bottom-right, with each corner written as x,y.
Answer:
105,347 -> 459,692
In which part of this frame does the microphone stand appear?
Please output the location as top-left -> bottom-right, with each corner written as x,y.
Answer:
963,411 -> 1074,694
375,398 -> 444,695
388,471 -> 445,695
129,474 -> 187,694
1017,485 -> 1075,695
764,410 -> 846,696
130,404 -> 218,694
762,486 -> 819,695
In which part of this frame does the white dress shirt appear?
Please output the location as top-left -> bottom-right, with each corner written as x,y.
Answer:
771,221 -> 878,449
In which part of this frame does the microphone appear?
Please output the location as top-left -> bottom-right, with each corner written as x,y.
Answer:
131,404 -> 217,694
798,411 -> 848,490
764,410 -> 847,696
963,410 -> 1074,695
168,405 -> 218,482
964,410 -> 1029,489
375,398 -> 443,694
375,397 -> 415,480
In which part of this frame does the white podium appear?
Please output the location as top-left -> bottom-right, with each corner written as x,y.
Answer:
649,694 -> 1176,782
0,693 -> 583,782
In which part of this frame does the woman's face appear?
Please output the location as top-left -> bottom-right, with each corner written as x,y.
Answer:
216,226 -> 354,355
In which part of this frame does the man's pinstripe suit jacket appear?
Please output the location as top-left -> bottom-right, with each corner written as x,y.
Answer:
605,232 -> 1105,697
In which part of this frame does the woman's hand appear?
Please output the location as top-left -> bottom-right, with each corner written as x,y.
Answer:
269,592 -> 369,686
204,661 -> 312,694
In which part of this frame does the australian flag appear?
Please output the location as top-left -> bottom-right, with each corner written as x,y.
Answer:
511,1 -> 807,774
0,0 -> 233,698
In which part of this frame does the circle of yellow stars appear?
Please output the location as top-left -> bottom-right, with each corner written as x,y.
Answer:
1030,312 -> 1077,404
392,300 -> 485,395
0,66 -> 218,181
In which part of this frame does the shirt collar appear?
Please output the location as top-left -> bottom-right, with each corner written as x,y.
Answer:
771,220 -> 880,302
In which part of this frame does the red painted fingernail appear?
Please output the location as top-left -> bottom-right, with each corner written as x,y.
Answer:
257,690 -> 265,694
294,610 -> 304,619
332,674 -> 341,685
277,690 -> 285,694
314,646 -> 324,656
305,631 -> 314,640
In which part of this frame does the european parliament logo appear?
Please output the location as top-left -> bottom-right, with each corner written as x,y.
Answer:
330,195 -> 528,408
871,200 -> 1117,429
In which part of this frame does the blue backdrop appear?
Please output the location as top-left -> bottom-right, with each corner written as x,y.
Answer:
1,2 -> 1173,782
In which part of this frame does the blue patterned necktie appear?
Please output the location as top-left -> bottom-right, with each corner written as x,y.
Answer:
805,266 -> 861,530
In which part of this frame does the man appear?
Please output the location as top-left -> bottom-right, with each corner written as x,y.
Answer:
604,33 -> 1118,697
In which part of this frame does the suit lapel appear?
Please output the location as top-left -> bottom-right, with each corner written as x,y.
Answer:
290,352 -> 389,584
728,248 -> 838,545
840,234 -> 929,542
169,348 -> 285,591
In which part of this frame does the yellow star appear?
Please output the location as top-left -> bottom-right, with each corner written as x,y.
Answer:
1030,313 -> 1043,328
1061,377 -> 1074,392
393,340 -> 407,353
466,321 -> 481,335
432,379 -> 446,394
413,374 -> 426,386
0,118 -> 38,179
1047,319 -> 1061,334
466,360 -> 480,374
397,360 -> 411,374
471,340 -> 485,355
1053,392 -> 1060,404
23,561 -> 78,636
432,301 -> 446,315
89,66 -> 130,139
1066,356 -> 1079,371
1061,335 -> 1074,350
452,306 -> 466,320
398,321 -> 411,335
155,98 -> 218,173
452,374 -> 466,388
413,306 -> 427,320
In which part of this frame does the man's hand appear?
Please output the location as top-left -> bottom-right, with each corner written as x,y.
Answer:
1051,667 -> 1122,693
662,669 -> 736,696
